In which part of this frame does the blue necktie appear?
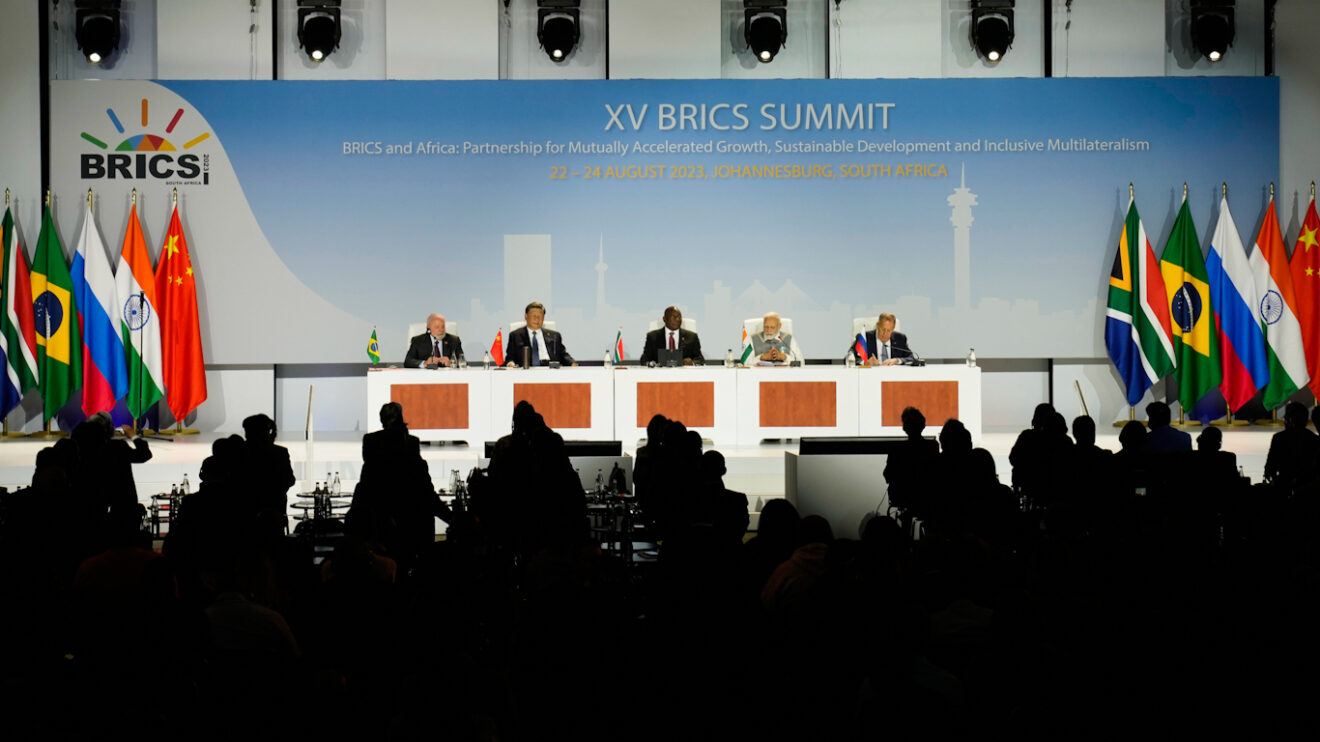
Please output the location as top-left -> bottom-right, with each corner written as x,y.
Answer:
532,332 -> 541,365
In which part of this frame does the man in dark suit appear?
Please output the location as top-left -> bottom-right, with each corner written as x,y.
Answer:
850,312 -> 913,366
404,313 -> 463,368
505,301 -> 575,366
639,306 -> 703,366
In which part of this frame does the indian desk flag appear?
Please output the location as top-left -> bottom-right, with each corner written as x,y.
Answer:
367,328 -> 380,364
1,205 -> 39,419
31,203 -> 82,421
1250,196 -> 1310,410
1105,196 -> 1176,407
114,202 -> 164,419
1159,195 -> 1221,416
739,326 -> 754,365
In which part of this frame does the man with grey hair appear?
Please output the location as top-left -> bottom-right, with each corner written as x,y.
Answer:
748,311 -> 802,365
404,313 -> 463,368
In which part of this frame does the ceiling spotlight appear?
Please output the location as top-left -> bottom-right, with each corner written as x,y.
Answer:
744,0 -> 787,64
1191,0 -> 1234,63
298,0 -> 342,63
971,0 -> 1015,64
75,0 -> 121,66
537,0 -> 581,63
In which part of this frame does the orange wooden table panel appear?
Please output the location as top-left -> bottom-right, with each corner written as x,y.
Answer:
636,381 -> 715,427
880,381 -> 958,426
513,383 -> 592,428
759,381 -> 836,427
392,384 -> 469,429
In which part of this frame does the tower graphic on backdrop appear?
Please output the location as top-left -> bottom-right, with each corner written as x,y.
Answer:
948,163 -> 977,312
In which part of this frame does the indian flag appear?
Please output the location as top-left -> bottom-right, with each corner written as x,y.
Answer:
1249,196 -> 1310,410
114,203 -> 163,419
739,326 -> 754,365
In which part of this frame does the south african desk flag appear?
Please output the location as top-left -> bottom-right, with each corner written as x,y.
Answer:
367,329 -> 380,364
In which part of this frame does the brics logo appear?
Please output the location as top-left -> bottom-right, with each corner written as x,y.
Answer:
80,98 -> 211,184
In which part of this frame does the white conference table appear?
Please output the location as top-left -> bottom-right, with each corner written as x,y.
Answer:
365,364 -> 982,445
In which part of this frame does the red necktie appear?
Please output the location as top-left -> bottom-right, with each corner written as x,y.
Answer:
668,332 -> 676,350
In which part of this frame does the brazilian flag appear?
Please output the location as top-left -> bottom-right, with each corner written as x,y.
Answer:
31,205 -> 81,421
1160,196 -> 1222,417
367,328 -> 380,364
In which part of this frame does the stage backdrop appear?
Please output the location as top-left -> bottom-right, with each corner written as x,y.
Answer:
48,78 -> 1278,364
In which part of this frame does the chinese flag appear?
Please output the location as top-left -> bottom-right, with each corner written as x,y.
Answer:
1291,197 -> 1320,400
490,329 -> 504,366
155,204 -> 207,422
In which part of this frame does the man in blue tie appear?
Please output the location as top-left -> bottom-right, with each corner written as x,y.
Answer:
505,301 -> 576,367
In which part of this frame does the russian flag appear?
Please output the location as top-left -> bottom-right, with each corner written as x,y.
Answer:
1205,195 -> 1269,412
70,200 -> 129,418
853,332 -> 870,364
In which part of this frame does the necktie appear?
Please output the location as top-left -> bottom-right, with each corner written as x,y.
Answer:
532,332 -> 541,365
433,337 -> 440,358
668,332 -> 676,350
882,342 -> 889,361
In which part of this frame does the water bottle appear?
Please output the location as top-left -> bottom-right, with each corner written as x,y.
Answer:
315,481 -> 323,495
483,350 -> 492,369
725,349 -> 734,368
595,468 -> 605,494
604,349 -> 613,368
181,473 -> 190,494
845,349 -> 856,368
171,483 -> 179,497
332,472 -> 341,496
966,347 -> 977,367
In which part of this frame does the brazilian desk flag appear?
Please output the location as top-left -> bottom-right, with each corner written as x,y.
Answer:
367,329 -> 380,364
1160,195 -> 1222,416
31,204 -> 82,421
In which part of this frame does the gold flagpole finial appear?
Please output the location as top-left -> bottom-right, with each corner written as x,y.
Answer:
1270,182 -> 1275,198
87,188 -> 93,210
1311,181 -> 1315,198
45,190 -> 51,207
132,188 -> 137,205
4,188 -> 9,206
1129,182 -> 1134,199
1183,182 -> 1188,199
172,187 -> 178,206
1222,182 -> 1227,198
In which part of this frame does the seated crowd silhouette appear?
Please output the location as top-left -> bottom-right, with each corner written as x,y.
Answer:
1,398 -> 1319,739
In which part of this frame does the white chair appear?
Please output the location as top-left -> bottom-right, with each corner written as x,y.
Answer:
645,317 -> 698,333
406,320 -> 458,339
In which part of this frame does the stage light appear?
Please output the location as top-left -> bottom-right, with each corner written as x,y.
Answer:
75,0 -> 121,66
971,0 -> 1015,64
537,0 -> 581,63
744,0 -> 787,63
1191,0 -> 1234,63
297,0 -> 342,63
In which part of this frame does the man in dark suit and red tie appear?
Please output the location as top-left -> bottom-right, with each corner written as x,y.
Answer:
505,301 -> 576,367
404,313 -> 463,368
639,306 -> 703,366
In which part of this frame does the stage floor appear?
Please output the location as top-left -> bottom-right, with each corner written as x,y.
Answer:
0,423 -> 1281,508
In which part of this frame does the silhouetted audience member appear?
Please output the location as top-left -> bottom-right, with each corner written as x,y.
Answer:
1264,402 -> 1317,493
1144,400 -> 1191,453
1009,403 -> 1074,508
70,410 -> 152,515
885,406 -> 940,516
241,413 -> 296,537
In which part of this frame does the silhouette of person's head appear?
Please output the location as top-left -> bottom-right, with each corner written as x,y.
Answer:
1284,401 -> 1308,429
646,414 -> 668,443
1031,402 -> 1056,431
939,418 -> 972,455
379,401 -> 406,431
242,413 -> 277,445
1072,415 -> 1096,447
901,406 -> 926,439
1145,401 -> 1172,429
1197,426 -> 1223,452
1119,419 -> 1147,452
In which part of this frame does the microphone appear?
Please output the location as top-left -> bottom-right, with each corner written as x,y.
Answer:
893,340 -> 925,366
